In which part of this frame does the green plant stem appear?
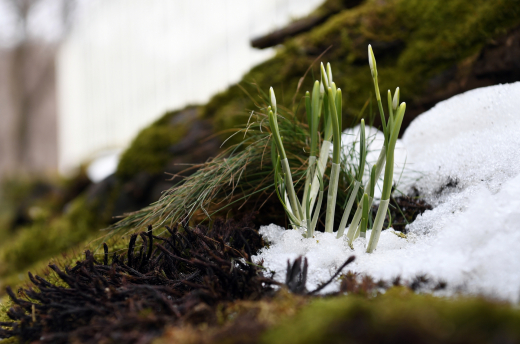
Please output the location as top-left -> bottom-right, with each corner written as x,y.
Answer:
358,119 -> 366,182
305,91 -> 312,132
310,189 -> 324,237
302,155 -> 316,219
325,162 -> 341,233
310,81 -> 321,156
366,103 -> 406,251
344,147 -> 386,243
336,180 -> 361,238
360,193 -> 369,238
324,87 -> 341,233
281,158 -> 303,222
307,140 -> 331,214
327,88 -> 341,164
365,199 -> 389,252
307,165 -> 324,238
274,154 -> 300,227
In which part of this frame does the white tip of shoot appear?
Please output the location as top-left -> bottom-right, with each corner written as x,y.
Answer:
320,82 -> 325,96
320,62 -> 329,88
368,44 -> 376,78
393,87 -> 400,110
327,62 -> 333,85
269,87 -> 277,112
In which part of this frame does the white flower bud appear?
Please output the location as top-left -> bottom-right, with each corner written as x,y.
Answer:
393,87 -> 400,110
368,45 -> 377,78
320,62 -> 329,88
269,87 -> 277,112
327,62 -> 333,85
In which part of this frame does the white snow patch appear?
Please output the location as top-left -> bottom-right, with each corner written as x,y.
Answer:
86,149 -> 122,183
253,82 -> 520,303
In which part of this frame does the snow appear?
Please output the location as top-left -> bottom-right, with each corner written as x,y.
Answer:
253,82 -> 520,302
86,149 -> 121,183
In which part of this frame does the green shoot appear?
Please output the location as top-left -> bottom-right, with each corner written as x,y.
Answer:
336,119 -> 366,238
269,88 -> 304,224
340,46 -> 406,252
266,45 -> 405,253
366,102 -> 406,251
360,193 -> 369,238
302,81 -> 321,219
370,164 -> 376,199
369,44 -> 387,146
306,164 -> 324,238
324,87 -> 342,233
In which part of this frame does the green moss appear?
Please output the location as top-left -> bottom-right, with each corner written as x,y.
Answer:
202,0 -> 520,136
0,297 -> 17,343
116,108 -> 197,180
262,288 -> 520,344
0,194 -> 107,284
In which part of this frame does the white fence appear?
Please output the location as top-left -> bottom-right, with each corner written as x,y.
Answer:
57,0 -> 323,175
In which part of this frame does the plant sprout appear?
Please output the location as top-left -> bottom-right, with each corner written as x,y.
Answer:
268,44 -> 406,253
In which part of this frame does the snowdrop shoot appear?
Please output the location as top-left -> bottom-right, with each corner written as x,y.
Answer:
268,45 -> 406,253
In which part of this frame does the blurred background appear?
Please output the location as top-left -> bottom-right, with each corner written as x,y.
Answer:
0,0 -> 323,181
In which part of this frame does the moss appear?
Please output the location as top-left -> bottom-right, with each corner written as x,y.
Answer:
116,107 -> 197,180
155,289 -> 309,344
262,287 -> 520,344
0,194 -> 107,285
202,0 -> 520,136
0,297 -> 18,343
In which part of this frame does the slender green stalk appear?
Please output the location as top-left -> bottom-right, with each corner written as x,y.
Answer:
269,88 -> 303,223
344,147 -> 386,244
306,183 -> 312,232
302,92 -> 313,215
335,180 -> 361,238
324,87 -> 342,233
307,165 -> 324,238
305,91 -> 312,131
387,90 -> 394,134
302,81 -> 321,219
358,119 -> 366,182
365,199 -> 389,250
307,80 -> 332,215
325,162 -> 341,233
360,193 -> 369,238
307,140 -> 331,213
370,164 -> 376,199
310,81 -> 321,156
328,88 -> 341,164
368,45 -> 387,146
336,119 -> 366,238
366,102 -> 406,252
302,156 -> 316,220
274,155 -> 301,227
268,107 -> 286,160
381,103 -> 406,200
281,157 -> 304,221
387,90 -> 394,120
